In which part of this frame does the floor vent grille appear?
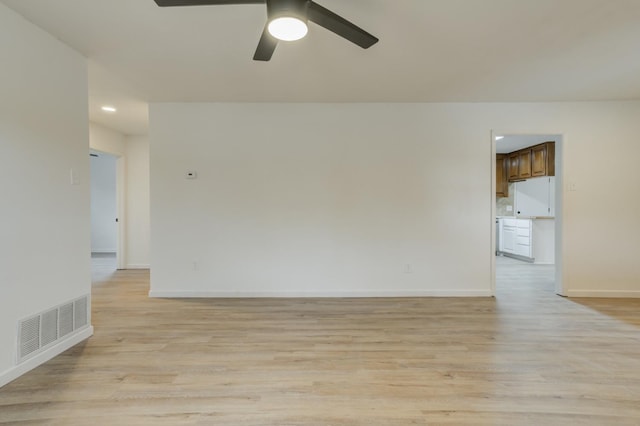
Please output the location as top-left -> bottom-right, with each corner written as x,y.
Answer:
17,295 -> 90,364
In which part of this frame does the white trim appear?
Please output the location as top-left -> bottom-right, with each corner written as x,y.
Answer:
90,146 -> 126,269
116,156 -> 126,270
0,326 -> 93,388
567,290 -> 640,298
554,136 -> 567,296
149,290 -> 493,298
490,131 -> 497,297
126,264 -> 150,269
91,249 -> 117,254
491,130 -> 567,296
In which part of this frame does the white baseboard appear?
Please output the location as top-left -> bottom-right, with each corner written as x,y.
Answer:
91,250 -> 116,254
0,326 -> 93,388
149,290 -> 493,298
126,264 -> 150,269
567,290 -> 640,298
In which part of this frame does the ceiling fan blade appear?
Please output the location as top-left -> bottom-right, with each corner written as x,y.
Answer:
154,0 -> 264,6
253,25 -> 278,61
307,1 -> 378,49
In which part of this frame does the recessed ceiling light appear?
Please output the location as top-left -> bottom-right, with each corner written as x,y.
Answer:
495,136 -> 504,140
101,106 -> 117,113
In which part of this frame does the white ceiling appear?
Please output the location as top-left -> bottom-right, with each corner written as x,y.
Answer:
496,134 -> 559,154
3,0 -> 640,135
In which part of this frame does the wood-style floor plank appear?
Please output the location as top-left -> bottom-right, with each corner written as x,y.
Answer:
1,256 -> 640,425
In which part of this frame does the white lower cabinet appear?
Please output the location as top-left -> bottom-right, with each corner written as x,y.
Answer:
502,220 -> 516,253
500,218 -> 532,259
515,220 -> 532,258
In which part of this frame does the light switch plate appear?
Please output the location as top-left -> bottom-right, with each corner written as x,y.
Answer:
70,169 -> 79,185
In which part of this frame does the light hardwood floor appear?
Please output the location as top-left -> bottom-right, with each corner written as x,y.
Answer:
1,258 -> 640,425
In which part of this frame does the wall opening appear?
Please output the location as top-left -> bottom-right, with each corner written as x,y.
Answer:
90,150 -> 123,273
491,132 -> 565,297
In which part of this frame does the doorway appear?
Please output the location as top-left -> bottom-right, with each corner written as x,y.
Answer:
90,150 -> 124,275
491,132 -> 565,296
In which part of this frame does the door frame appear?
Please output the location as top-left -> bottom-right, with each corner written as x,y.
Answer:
490,130 -> 567,296
90,149 -> 126,270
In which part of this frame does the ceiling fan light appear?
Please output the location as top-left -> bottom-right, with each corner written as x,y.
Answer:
268,17 -> 308,41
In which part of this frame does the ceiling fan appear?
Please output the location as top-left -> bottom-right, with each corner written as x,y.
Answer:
153,0 -> 379,61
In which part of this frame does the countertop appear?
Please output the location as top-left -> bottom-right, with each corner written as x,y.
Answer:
497,215 -> 555,220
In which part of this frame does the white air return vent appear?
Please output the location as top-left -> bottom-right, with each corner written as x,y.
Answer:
41,309 -> 59,347
19,316 -> 40,360
74,298 -> 88,329
17,295 -> 90,364
59,303 -> 74,338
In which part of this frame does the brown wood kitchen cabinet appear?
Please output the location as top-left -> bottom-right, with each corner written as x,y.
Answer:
517,149 -> 532,179
507,142 -> 555,182
531,142 -> 555,177
496,154 -> 508,198
508,152 -> 519,180
507,149 -> 531,180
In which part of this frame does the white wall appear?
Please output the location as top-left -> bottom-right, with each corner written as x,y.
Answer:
90,152 -> 117,252
90,122 -> 126,156
0,4 -> 92,386
125,135 -> 150,268
150,102 -> 640,298
533,219 -> 555,265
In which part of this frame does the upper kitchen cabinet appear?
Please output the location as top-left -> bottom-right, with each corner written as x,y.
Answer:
531,142 -> 555,177
496,154 -> 508,198
508,149 -> 532,180
517,149 -> 532,179
508,152 -> 519,180
507,142 -> 555,182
